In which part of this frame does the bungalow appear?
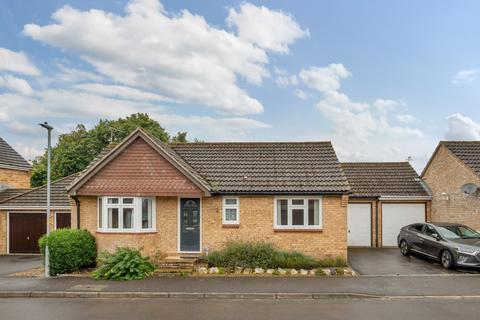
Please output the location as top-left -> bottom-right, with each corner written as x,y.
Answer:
342,162 -> 431,247
422,141 -> 480,230
67,129 -> 351,259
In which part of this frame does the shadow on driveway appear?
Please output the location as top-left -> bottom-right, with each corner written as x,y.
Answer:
0,255 -> 42,277
348,248 -> 477,275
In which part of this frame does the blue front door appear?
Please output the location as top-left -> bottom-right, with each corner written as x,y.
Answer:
180,198 -> 200,252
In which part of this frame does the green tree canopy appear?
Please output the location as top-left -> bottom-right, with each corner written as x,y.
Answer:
31,113 -> 180,187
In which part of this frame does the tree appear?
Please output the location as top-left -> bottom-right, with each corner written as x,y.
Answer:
171,131 -> 188,143
31,113 -> 173,187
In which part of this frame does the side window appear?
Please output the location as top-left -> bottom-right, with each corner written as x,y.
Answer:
409,224 -> 424,233
424,225 -> 437,237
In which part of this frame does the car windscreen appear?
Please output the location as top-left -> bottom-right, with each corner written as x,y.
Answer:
437,226 -> 480,239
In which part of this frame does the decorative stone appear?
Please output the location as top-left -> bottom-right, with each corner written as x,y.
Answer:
197,267 -> 208,275
322,268 -> 331,276
234,267 -> 243,274
254,268 -> 264,274
289,269 -> 298,275
266,269 -> 275,275
329,268 -> 337,276
243,268 -> 252,275
277,268 -> 287,275
300,269 -> 308,276
308,269 -> 316,276
209,267 -> 219,274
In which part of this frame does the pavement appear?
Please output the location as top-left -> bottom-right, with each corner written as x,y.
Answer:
0,255 -> 43,277
1,297 -> 480,320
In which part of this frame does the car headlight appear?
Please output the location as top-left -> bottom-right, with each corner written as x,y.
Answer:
456,246 -> 478,255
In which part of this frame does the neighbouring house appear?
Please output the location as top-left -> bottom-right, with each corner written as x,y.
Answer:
67,129 -> 351,259
422,141 -> 480,231
342,162 -> 431,247
0,174 -> 76,254
0,137 -> 32,189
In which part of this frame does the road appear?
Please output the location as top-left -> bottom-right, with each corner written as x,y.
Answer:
1,297 -> 479,320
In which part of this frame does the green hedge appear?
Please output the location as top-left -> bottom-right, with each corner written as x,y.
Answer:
39,229 -> 96,276
206,241 -> 344,270
92,248 -> 155,280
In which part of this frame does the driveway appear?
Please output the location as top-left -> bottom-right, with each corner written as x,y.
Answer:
0,255 -> 42,277
348,248 -> 468,275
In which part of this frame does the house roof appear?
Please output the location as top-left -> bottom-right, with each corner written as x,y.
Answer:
0,137 -> 32,171
438,141 -> 480,176
0,188 -> 30,203
171,142 -> 350,194
341,162 -> 430,198
0,173 -> 78,208
69,128 -> 350,195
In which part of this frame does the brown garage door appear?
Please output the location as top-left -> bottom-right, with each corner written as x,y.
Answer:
9,212 -> 46,254
56,212 -> 71,229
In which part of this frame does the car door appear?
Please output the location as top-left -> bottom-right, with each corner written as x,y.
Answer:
420,225 -> 441,258
407,223 -> 425,251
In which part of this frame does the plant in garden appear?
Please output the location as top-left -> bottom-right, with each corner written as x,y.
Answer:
39,229 -> 96,276
92,247 -> 155,280
317,257 -> 348,268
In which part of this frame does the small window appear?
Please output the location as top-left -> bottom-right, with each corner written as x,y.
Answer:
107,198 -> 119,204
275,197 -> 322,229
98,198 -> 103,228
108,208 -> 119,229
123,198 -> 134,204
223,197 -> 240,224
141,198 -> 153,229
292,199 -> 304,206
100,196 -> 155,232
277,199 -> 288,226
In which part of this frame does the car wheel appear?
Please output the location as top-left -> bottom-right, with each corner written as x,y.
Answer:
440,250 -> 454,269
399,240 -> 410,256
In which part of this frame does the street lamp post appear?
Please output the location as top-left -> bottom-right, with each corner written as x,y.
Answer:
39,122 -> 53,278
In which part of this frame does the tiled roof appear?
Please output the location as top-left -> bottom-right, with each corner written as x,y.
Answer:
0,188 -> 30,203
441,141 -> 480,176
171,142 -> 350,193
0,137 -> 32,171
0,173 -> 78,208
341,162 -> 430,198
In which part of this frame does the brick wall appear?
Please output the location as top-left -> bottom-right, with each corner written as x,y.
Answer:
77,194 -> 348,260
423,144 -> 480,230
0,168 -> 31,189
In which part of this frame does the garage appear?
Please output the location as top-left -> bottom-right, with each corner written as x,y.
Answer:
9,212 -> 46,254
347,203 -> 371,247
381,203 -> 426,246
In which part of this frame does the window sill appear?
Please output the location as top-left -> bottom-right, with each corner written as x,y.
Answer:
96,230 -> 157,235
222,224 -> 240,228
273,228 -> 323,233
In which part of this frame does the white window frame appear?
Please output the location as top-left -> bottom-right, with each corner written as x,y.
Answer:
273,196 -> 322,230
222,197 -> 240,225
97,196 -> 156,233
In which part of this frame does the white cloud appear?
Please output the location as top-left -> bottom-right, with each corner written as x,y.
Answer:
452,69 -> 480,84
12,142 -> 42,161
299,64 -> 351,93
73,83 -> 173,103
445,113 -> 480,140
22,0 -> 283,115
397,114 -> 417,124
0,48 -> 40,76
293,89 -> 308,100
55,63 -> 105,83
6,120 -> 43,136
227,2 -> 309,53
0,75 -> 33,95
275,74 -> 298,88
373,99 -> 405,112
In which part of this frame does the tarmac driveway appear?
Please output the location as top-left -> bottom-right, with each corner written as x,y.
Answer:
348,248 -> 466,275
0,255 -> 42,277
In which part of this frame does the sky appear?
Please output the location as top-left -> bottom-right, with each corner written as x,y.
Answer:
1,0 -> 480,172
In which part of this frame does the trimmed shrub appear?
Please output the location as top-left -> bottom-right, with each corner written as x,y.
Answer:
92,247 -> 155,280
272,251 -> 319,270
39,229 -> 96,276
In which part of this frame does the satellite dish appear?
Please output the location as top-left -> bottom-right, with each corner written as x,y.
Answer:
461,183 -> 478,195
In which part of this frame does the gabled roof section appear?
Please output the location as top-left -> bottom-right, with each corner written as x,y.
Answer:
0,188 -> 30,203
170,142 -> 350,194
67,128 -> 212,195
0,137 -> 32,171
434,141 -> 480,177
0,173 -> 78,208
341,162 -> 430,198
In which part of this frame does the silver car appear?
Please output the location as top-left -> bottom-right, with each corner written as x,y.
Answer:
397,222 -> 480,269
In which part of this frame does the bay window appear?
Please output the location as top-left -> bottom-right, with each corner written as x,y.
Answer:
223,197 -> 240,224
274,197 -> 322,229
98,196 -> 155,232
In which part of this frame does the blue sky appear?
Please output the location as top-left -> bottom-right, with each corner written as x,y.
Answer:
1,0 -> 479,172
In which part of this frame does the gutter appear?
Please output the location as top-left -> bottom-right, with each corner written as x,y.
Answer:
71,195 -> 81,229
378,196 -> 432,201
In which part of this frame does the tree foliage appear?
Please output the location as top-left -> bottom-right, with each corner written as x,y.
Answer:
31,113 -> 176,187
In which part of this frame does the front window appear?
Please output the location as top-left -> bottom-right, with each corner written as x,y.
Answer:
99,197 -> 155,232
275,197 -> 322,229
437,225 -> 480,240
223,197 -> 240,224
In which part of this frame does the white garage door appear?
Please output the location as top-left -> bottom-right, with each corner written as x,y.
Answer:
347,203 -> 371,247
382,203 -> 425,246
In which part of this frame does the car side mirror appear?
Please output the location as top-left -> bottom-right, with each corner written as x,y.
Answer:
432,233 -> 440,241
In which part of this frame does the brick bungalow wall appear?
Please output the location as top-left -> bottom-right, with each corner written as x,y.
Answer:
0,168 -> 31,189
422,144 -> 480,230
75,194 -> 348,260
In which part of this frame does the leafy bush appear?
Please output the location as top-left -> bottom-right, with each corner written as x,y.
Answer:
206,241 -> 337,270
317,257 -> 348,268
39,229 -> 96,276
92,248 -> 155,280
